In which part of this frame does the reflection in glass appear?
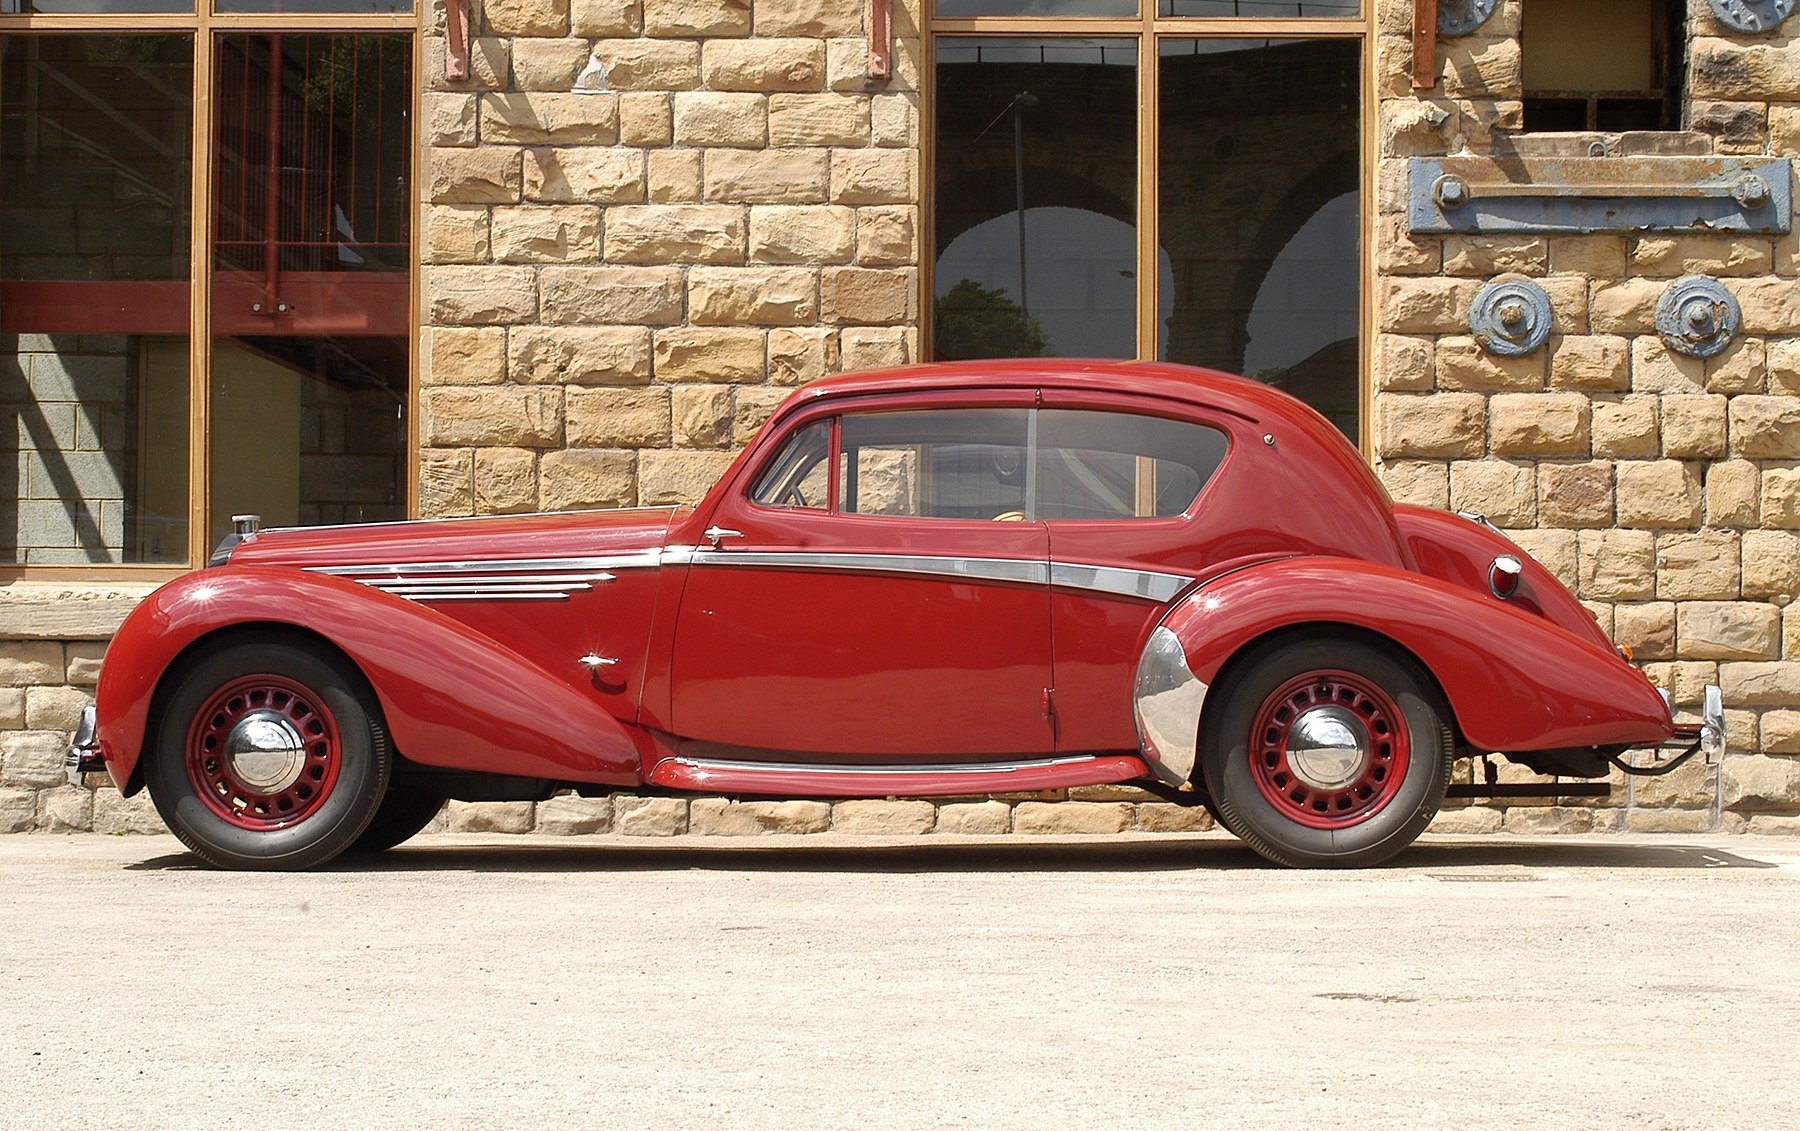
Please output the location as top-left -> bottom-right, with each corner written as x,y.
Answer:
934,39 -> 1137,362
1158,39 -> 1360,439
1035,410 -> 1228,520
0,2 -> 193,12
0,35 -> 194,564
215,0 -> 412,12
1159,1 -> 1358,15
936,0 -> 1135,16
210,35 -> 410,545
841,409 -> 1030,520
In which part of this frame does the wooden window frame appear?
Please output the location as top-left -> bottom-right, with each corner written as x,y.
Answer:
0,6 -> 421,582
924,4 -> 1374,456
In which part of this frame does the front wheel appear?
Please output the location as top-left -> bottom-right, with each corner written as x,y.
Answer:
1201,638 -> 1452,868
145,640 -> 391,870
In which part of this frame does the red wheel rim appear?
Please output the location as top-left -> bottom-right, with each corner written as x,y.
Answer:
1248,670 -> 1410,830
185,675 -> 343,830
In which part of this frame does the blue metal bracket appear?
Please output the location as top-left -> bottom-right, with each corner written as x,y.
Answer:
1408,156 -> 1794,235
1707,1 -> 1795,33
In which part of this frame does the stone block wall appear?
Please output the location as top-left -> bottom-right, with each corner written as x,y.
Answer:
418,0 -> 923,516
1372,0 -> 1800,831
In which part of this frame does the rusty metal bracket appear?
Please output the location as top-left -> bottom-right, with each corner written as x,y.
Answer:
868,0 -> 892,81
1408,156 -> 1794,234
1411,0 -> 1437,91
445,0 -> 471,83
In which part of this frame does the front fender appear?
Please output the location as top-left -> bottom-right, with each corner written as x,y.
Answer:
95,568 -> 646,794
1157,557 -> 1673,758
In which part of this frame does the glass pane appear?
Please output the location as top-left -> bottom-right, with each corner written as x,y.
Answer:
1035,409 -> 1228,519
937,0 -> 1135,16
0,2 -> 193,12
216,0 -> 412,12
1,35 -> 194,564
934,39 -> 1137,361
750,418 -> 831,510
1159,1 -> 1359,15
210,34 -> 410,545
1158,39 -> 1360,440
842,409 -> 1029,520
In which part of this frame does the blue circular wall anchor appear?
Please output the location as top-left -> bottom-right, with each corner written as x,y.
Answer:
1655,276 -> 1742,360
1469,275 -> 1553,358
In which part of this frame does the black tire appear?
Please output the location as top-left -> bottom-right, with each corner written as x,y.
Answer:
1201,638 -> 1452,869
145,640 -> 391,871
350,787 -> 446,853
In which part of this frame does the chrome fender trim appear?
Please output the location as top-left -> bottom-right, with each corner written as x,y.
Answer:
1133,625 -> 1207,787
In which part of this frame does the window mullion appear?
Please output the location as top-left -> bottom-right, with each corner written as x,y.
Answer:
187,19 -> 213,569
1137,16 -> 1157,361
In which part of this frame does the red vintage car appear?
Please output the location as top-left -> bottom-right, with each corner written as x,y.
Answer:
70,360 -> 1722,869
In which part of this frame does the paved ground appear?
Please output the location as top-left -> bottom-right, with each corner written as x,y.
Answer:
2,831 -> 1797,1130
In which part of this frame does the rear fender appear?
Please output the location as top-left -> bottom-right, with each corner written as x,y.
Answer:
95,568 -> 647,795
1148,558 -> 1672,770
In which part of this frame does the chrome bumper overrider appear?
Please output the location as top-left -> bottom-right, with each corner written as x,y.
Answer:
1618,684 -> 1725,777
65,705 -> 104,786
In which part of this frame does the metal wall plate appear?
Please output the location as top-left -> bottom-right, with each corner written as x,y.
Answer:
1408,156 -> 1794,234
1655,277 -> 1742,360
1438,0 -> 1500,36
1707,0 -> 1795,33
1469,276 -> 1553,357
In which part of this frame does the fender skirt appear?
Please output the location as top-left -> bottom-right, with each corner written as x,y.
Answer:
94,567 -> 646,795
1158,558 -> 1673,759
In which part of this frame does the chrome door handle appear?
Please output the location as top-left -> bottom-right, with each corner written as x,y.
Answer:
704,526 -> 743,548
579,654 -> 620,669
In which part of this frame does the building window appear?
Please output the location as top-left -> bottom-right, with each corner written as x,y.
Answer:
0,12 -> 414,572
1521,0 -> 1684,133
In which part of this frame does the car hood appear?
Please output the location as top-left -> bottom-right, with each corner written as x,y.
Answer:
224,507 -> 682,572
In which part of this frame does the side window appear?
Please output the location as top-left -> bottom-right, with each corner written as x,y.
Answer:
1035,409 -> 1227,520
841,409 -> 1030,520
749,418 -> 834,510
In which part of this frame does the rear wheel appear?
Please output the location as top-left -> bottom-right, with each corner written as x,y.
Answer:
350,787 -> 446,853
1202,638 -> 1451,868
146,640 -> 390,870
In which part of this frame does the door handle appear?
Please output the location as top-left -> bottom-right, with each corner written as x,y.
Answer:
704,526 -> 743,548
579,654 -> 620,670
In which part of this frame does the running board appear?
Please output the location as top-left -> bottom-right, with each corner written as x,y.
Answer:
647,754 -> 1152,798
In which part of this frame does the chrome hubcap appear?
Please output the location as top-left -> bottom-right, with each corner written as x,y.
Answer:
1285,706 -> 1370,791
223,710 -> 307,792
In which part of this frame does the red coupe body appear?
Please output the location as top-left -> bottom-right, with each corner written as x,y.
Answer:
80,360 -> 1713,868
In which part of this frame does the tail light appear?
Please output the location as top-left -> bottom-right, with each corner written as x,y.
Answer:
1488,554 -> 1523,600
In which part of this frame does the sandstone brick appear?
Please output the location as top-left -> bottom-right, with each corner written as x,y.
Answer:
1759,709 -> 1800,755
571,0 -> 642,36
689,266 -> 817,326
1548,335 -> 1629,391
654,327 -> 765,383
425,328 -> 505,388
1761,465 -> 1800,529
0,642 -> 66,686
1136,803 -> 1214,833
1615,602 -> 1676,661
423,205 -> 490,265
593,38 -> 700,90
1788,604 -> 1800,658
1537,276 -> 1589,335
1,732 -> 68,787
1736,278 -> 1800,335
839,326 -> 911,371
1378,460 -> 1449,509
1692,99 -> 1767,152
426,265 -> 538,325
540,265 -> 683,325
24,685 -> 89,732
1012,801 -> 1132,835
1510,528 -> 1578,588
420,448 -> 475,517
615,795 -> 687,835
427,36 -> 508,93
1772,340 -> 1800,397
539,449 -> 637,510
768,327 -> 840,385
1626,809 -> 1713,833
1442,235 -> 1545,277
511,38 -> 589,90
567,386 -> 672,447
91,787 -> 165,835
1591,395 -> 1659,459
831,799 -> 934,835
490,204 -> 600,263
1643,661 -> 1722,707
639,450 -> 738,504
1376,213 -> 1441,275
1537,461 -> 1614,528
1378,277 -> 1480,334
1427,806 -> 1502,834
821,267 -> 915,325
750,205 -> 856,265
1490,393 -> 1589,457
1730,396 -> 1800,459
1720,661 -> 1800,705
857,207 -> 917,267
648,149 -> 702,203
765,93 -> 871,147
934,800 -> 1010,835
534,794 -> 611,835
41,786 -> 91,832
1438,34 -> 1520,97
63,644 -> 105,688
1706,337 -> 1766,395
618,92 -> 672,146
1591,279 -> 1667,334
702,38 -> 824,92
510,326 -> 652,387
429,147 -> 521,204
1578,529 -> 1656,600
0,787 -> 34,833
1615,461 -> 1701,529
474,448 -> 538,514
424,93 -> 478,147
1629,336 -> 1706,394
754,0 -> 860,35
871,93 -> 918,147
1707,459 -> 1760,526
1377,393 -> 1484,459
424,387 -> 562,447
1548,235 -> 1626,278
1630,234 -> 1772,277
1679,602 -> 1780,661
690,798 -> 830,835
448,800 -> 535,834
523,147 -> 645,204
644,0 -> 749,36
704,148 -> 829,204
1742,530 -> 1800,602
1375,335 -> 1434,392
1378,97 -> 1458,157
1502,806 -> 1594,835
1661,394 -> 1728,459
1720,755 -> 1800,812
830,149 -> 916,205
1448,460 -> 1534,526
606,205 -> 746,264
672,91 -> 766,147
672,385 -> 733,448
1656,532 -> 1740,601
481,92 -> 618,145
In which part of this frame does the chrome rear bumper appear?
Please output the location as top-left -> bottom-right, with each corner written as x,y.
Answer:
1623,684 -> 1725,778
65,705 -> 104,785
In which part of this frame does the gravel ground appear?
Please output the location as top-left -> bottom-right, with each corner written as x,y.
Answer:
2,831 -> 1797,1130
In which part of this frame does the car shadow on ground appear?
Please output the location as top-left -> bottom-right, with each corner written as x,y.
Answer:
123,836 -> 1780,874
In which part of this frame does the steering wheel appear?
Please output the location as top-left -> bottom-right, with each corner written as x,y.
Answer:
991,510 -> 1028,522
